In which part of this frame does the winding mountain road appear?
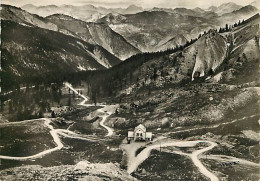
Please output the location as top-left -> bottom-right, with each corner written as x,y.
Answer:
0,83 -> 115,161
65,82 -> 116,137
126,140 -> 219,181
200,154 -> 260,167
98,106 -> 116,137
190,141 -> 219,181
0,119 -> 62,161
0,118 -> 100,161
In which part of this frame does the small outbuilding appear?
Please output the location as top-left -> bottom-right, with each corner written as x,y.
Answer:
127,124 -> 153,142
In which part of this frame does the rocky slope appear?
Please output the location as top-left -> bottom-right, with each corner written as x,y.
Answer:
0,161 -> 137,181
47,14 -> 140,60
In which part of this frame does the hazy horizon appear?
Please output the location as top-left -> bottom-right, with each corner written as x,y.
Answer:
2,0 -> 256,9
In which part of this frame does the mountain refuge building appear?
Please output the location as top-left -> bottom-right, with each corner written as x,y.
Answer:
127,124 -> 153,142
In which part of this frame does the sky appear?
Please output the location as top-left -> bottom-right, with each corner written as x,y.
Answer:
2,0 -> 256,9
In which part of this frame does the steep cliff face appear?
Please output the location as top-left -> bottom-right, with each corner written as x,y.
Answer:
155,30 -> 227,84
191,30 -> 227,80
47,14 -> 140,60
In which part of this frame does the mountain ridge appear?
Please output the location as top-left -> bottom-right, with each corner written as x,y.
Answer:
2,4 -> 140,60
1,20 -> 121,89
46,13 -> 140,60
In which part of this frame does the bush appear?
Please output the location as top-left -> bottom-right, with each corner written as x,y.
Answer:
161,117 -> 171,128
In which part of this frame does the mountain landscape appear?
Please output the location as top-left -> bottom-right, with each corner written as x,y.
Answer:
0,1 -> 260,181
18,2 -> 260,53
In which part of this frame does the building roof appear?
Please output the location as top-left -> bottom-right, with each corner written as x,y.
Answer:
134,124 -> 146,132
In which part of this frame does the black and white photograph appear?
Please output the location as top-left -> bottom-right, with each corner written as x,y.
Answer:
0,0 -> 259,180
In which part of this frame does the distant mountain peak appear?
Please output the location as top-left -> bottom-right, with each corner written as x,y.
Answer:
80,4 -> 98,10
207,5 -> 217,11
22,4 -> 37,8
218,2 -> 241,8
211,2 -> 242,15
127,5 -> 142,9
124,4 -> 143,14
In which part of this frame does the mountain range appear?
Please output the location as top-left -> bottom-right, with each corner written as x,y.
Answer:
21,4 -> 143,22
1,2 -> 259,91
15,2 -> 260,53
98,4 -> 259,52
